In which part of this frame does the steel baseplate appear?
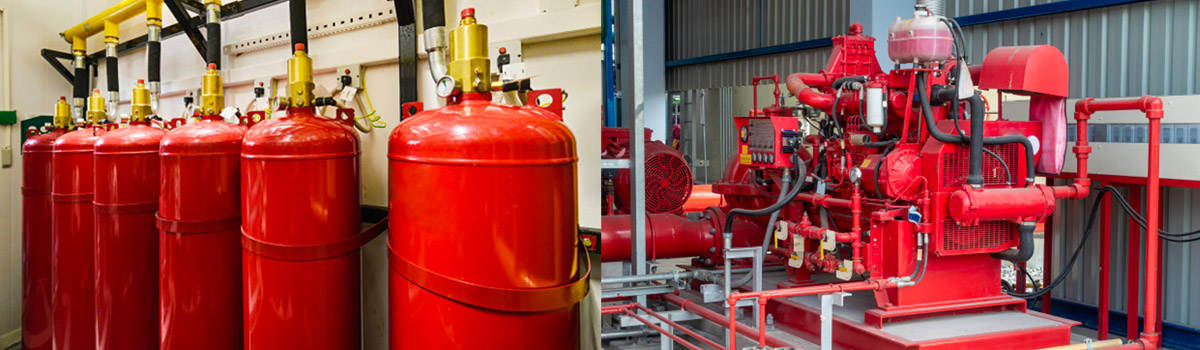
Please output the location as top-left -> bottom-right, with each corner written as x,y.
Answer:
766,292 -> 1078,350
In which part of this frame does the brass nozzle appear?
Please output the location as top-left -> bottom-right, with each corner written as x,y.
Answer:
131,79 -> 152,121
200,63 -> 224,116
87,89 -> 107,124
448,8 -> 490,94
287,43 -> 314,108
53,97 -> 71,129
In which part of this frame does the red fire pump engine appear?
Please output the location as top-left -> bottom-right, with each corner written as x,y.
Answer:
388,8 -> 589,349
603,8 -> 1104,348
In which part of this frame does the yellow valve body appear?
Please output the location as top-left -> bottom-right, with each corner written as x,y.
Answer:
87,91 -> 107,124
201,68 -> 224,116
131,82 -> 152,121
448,15 -> 490,93
287,49 -> 314,108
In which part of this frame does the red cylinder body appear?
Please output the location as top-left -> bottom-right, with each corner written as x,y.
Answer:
241,107 -> 360,349
388,93 -> 587,349
159,117 -> 246,349
22,129 -> 63,350
93,124 -> 164,349
51,126 -> 106,350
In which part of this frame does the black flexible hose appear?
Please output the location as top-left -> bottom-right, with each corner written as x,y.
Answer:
106,56 -> 118,94
148,41 -> 160,85
206,22 -> 221,68
290,0 -> 308,52
421,0 -> 444,30
992,222 -> 1036,262
72,64 -> 87,101
916,72 -> 1035,184
723,156 -> 807,236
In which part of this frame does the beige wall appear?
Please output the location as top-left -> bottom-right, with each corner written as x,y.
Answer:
0,0 -> 87,344
2,0 -> 600,347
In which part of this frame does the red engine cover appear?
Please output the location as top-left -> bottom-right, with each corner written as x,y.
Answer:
51,126 -> 106,350
94,123 -> 164,349
21,129 -> 62,350
388,93 -> 587,349
242,107 -> 361,348
159,117 -> 246,349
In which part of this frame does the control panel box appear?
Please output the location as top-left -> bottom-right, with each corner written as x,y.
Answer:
734,115 -> 801,168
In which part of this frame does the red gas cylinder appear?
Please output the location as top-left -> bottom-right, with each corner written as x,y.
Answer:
22,124 -> 63,350
388,93 -> 589,348
241,106 -> 361,348
51,124 -> 107,350
159,116 -> 246,349
93,121 -> 164,349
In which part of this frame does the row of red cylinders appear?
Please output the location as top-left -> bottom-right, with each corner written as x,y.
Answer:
21,106 -> 360,349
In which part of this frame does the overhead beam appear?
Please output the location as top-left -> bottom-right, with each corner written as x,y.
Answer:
164,0 -> 207,59
83,0 -> 285,62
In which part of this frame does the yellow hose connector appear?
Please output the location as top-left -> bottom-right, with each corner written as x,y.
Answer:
131,79 -> 152,122
448,8 -> 490,94
287,43 -> 314,108
53,97 -> 72,129
87,89 -> 107,125
200,63 -> 224,116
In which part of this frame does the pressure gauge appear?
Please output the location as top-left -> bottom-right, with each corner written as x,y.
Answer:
739,125 -> 750,142
435,76 -> 458,98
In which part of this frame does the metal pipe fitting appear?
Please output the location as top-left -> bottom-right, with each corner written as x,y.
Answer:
424,26 -> 449,82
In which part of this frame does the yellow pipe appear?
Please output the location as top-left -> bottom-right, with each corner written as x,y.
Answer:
61,0 -> 147,45
1037,339 -> 1125,350
146,0 -> 162,23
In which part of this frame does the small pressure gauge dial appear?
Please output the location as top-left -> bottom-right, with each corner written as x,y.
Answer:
435,76 -> 458,98
739,126 -> 750,142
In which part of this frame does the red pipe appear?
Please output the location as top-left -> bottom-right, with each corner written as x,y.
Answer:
794,192 -> 853,209
600,212 -> 716,262
602,303 -> 707,350
1074,96 -> 1164,350
632,303 -> 728,350
727,279 -> 896,348
786,73 -> 835,110
1127,185 -> 1141,339
849,183 -> 865,274
1043,212 -> 1054,313
1100,180 -> 1111,340
660,293 -> 792,349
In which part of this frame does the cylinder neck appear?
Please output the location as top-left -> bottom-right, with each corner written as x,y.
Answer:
287,46 -> 314,108
447,8 -> 490,94
87,90 -> 108,124
53,98 -> 72,129
131,80 -> 152,122
201,64 -> 224,116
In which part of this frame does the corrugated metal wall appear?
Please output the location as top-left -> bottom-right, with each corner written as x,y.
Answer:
665,0 -> 847,91
666,48 -> 834,93
957,0 -> 1200,99
945,0 -> 1064,17
1048,181 -> 1200,329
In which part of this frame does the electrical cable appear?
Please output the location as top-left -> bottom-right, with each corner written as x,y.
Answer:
723,155 -> 807,237
1009,186 -> 1200,299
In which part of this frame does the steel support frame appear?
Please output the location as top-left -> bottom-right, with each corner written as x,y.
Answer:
163,0 -> 208,59
767,297 -> 1076,350
78,0 -> 286,63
